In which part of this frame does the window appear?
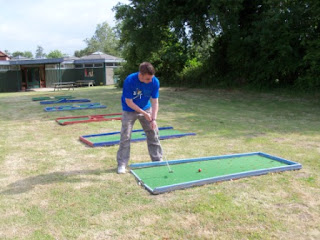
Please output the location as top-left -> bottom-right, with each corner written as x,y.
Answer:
46,64 -> 57,69
75,64 -> 83,69
10,65 -> 20,71
64,64 -> 74,69
0,65 -> 10,71
94,63 -> 103,68
84,64 -> 93,68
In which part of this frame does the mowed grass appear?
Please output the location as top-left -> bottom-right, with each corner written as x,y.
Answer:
0,86 -> 319,240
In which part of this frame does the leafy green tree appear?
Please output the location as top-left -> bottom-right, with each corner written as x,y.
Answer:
47,50 -> 64,59
84,21 -> 119,56
35,45 -> 46,58
4,50 -> 11,56
75,22 -> 120,57
74,49 -> 89,58
114,1 -> 189,86
23,51 -> 33,58
12,51 -> 33,58
12,51 -> 24,57
215,0 -> 320,89
114,0 -> 320,90
296,0 -> 320,89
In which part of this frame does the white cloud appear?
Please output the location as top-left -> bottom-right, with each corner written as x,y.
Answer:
0,0 -> 129,55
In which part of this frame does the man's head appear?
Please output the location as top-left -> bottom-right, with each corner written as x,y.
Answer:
138,62 -> 155,84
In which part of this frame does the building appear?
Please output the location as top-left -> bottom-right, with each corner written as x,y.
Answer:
0,51 -> 123,92
0,51 -> 10,61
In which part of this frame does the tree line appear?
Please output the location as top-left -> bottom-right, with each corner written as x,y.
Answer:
4,46 -> 64,59
4,1 -> 319,90
114,0 -> 320,90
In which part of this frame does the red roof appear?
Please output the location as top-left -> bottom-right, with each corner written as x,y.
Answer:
0,51 -> 9,57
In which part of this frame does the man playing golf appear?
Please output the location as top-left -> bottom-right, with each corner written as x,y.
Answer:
116,62 -> 163,174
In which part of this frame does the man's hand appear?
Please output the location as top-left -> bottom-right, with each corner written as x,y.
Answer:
126,98 -> 152,121
143,112 -> 152,122
150,119 -> 157,130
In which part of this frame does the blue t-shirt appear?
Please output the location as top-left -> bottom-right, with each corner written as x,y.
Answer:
121,72 -> 160,112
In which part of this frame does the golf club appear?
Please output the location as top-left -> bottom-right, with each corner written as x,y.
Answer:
155,129 -> 173,173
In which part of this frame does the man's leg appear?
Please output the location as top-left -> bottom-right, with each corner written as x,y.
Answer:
138,110 -> 163,162
117,111 -> 137,169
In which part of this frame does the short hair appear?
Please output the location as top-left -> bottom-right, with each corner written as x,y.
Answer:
139,62 -> 155,75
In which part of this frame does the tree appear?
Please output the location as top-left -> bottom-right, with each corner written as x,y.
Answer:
23,51 -> 33,58
114,0 -> 320,90
12,51 -> 24,57
12,51 -> 33,58
35,45 -> 46,58
74,22 -> 120,57
114,1 -> 189,86
74,49 -> 89,58
47,50 -> 64,59
209,0 -> 320,89
85,21 -> 119,56
4,50 -> 11,56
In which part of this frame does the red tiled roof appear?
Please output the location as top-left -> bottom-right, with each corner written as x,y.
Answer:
0,51 -> 9,57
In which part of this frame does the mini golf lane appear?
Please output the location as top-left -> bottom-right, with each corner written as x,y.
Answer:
79,127 -> 196,147
130,152 -> 302,194
56,113 -> 122,125
40,98 -> 91,104
44,103 -> 106,112
32,96 -> 74,101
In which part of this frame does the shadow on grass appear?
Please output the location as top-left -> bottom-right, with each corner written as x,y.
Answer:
0,168 -> 116,195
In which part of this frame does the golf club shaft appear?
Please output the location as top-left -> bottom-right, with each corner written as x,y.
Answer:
155,129 -> 173,173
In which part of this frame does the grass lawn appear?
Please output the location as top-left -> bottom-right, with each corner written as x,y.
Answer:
0,86 -> 319,239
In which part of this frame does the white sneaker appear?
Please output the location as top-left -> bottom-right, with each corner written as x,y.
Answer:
117,165 -> 126,174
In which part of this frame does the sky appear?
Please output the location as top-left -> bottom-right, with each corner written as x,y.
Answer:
0,0 -> 130,56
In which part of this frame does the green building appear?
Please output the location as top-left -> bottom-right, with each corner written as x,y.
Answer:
0,52 -> 123,92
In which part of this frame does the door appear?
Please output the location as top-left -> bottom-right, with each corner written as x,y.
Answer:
27,68 -> 40,88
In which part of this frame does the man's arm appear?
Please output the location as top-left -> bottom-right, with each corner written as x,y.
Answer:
151,98 -> 158,121
125,98 -> 152,121
150,98 -> 159,130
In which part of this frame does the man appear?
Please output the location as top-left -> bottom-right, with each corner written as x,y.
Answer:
116,62 -> 163,174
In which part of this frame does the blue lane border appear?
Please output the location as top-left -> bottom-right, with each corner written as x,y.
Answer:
82,126 -> 173,138
129,152 -> 302,194
44,103 -> 106,112
40,98 -> 91,104
80,127 -> 196,147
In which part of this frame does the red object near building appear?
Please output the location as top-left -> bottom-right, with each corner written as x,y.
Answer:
0,51 -> 10,61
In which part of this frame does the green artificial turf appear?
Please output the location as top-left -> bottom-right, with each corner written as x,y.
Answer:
48,103 -> 101,110
132,155 -> 287,189
61,104 -> 96,109
32,96 -> 74,101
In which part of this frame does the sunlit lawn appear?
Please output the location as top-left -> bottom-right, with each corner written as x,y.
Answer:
0,86 -> 319,239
